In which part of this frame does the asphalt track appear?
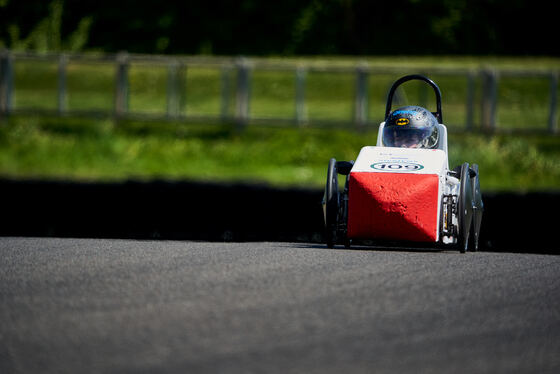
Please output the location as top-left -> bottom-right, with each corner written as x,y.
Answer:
1,238 -> 559,373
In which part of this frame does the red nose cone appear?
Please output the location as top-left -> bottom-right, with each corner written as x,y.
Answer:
347,172 -> 439,242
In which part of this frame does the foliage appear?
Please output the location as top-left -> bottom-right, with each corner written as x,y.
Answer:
0,0 -> 92,52
0,0 -> 557,55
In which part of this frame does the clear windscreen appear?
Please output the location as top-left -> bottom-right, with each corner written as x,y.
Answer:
382,127 -> 438,148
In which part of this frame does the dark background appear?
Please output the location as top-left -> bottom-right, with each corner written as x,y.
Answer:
1,0 -> 556,55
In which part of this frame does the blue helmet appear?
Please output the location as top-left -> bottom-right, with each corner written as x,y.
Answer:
382,105 -> 439,148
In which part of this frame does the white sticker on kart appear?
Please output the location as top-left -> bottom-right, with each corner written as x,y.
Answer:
371,162 -> 424,171
351,146 -> 447,175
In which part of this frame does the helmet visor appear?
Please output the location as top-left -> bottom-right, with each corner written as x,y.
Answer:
382,126 -> 439,148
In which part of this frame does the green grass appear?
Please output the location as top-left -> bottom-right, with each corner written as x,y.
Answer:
5,56 -> 559,191
1,115 -> 559,192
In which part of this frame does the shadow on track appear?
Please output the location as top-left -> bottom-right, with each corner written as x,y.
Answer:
293,242 -> 452,254
0,179 -> 558,255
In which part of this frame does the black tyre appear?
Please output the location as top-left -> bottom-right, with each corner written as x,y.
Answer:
469,164 -> 483,251
324,158 -> 339,248
457,162 -> 474,253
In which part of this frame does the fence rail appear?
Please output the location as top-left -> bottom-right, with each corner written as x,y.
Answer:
0,50 -> 558,133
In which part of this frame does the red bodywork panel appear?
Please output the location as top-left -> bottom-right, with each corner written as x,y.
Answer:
347,172 -> 439,242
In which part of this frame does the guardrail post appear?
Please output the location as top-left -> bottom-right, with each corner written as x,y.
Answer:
480,69 -> 498,131
295,66 -> 307,126
166,60 -> 183,119
548,72 -> 558,134
0,50 -> 14,119
235,58 -> 250,129
354,64 -> 368,128
465,71 -> 475,131
114,52 -> 129,119
220,65 -> 232,121
57,54 -> 67,114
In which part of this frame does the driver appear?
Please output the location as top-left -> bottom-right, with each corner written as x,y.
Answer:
382,105 -> 439,148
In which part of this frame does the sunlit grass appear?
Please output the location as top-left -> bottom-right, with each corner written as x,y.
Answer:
5,56 -> 559,191
1,115 -> 559,191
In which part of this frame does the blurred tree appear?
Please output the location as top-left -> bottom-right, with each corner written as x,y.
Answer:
0,0 -> 556,55
0,0 -> 92,52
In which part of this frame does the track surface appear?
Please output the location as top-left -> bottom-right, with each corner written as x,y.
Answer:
1,238 -> 559,373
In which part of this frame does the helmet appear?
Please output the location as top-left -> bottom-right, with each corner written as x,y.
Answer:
382,105 -> 439,148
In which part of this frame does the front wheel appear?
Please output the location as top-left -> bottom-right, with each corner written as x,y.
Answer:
323,158 -> 339,248
457,162 -> 474,253
469,164 -> 484,251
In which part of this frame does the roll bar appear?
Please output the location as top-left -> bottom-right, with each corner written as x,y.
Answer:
385,74 -> 443,123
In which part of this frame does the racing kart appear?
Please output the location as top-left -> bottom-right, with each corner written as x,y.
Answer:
323,74 -> 483,252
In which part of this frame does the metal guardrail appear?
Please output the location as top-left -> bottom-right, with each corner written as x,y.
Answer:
0,50 -> 558,133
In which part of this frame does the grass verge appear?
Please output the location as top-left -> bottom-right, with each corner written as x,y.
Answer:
2,115 -> 560,192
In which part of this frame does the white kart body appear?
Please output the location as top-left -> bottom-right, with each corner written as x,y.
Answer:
347,123 -> 459,244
